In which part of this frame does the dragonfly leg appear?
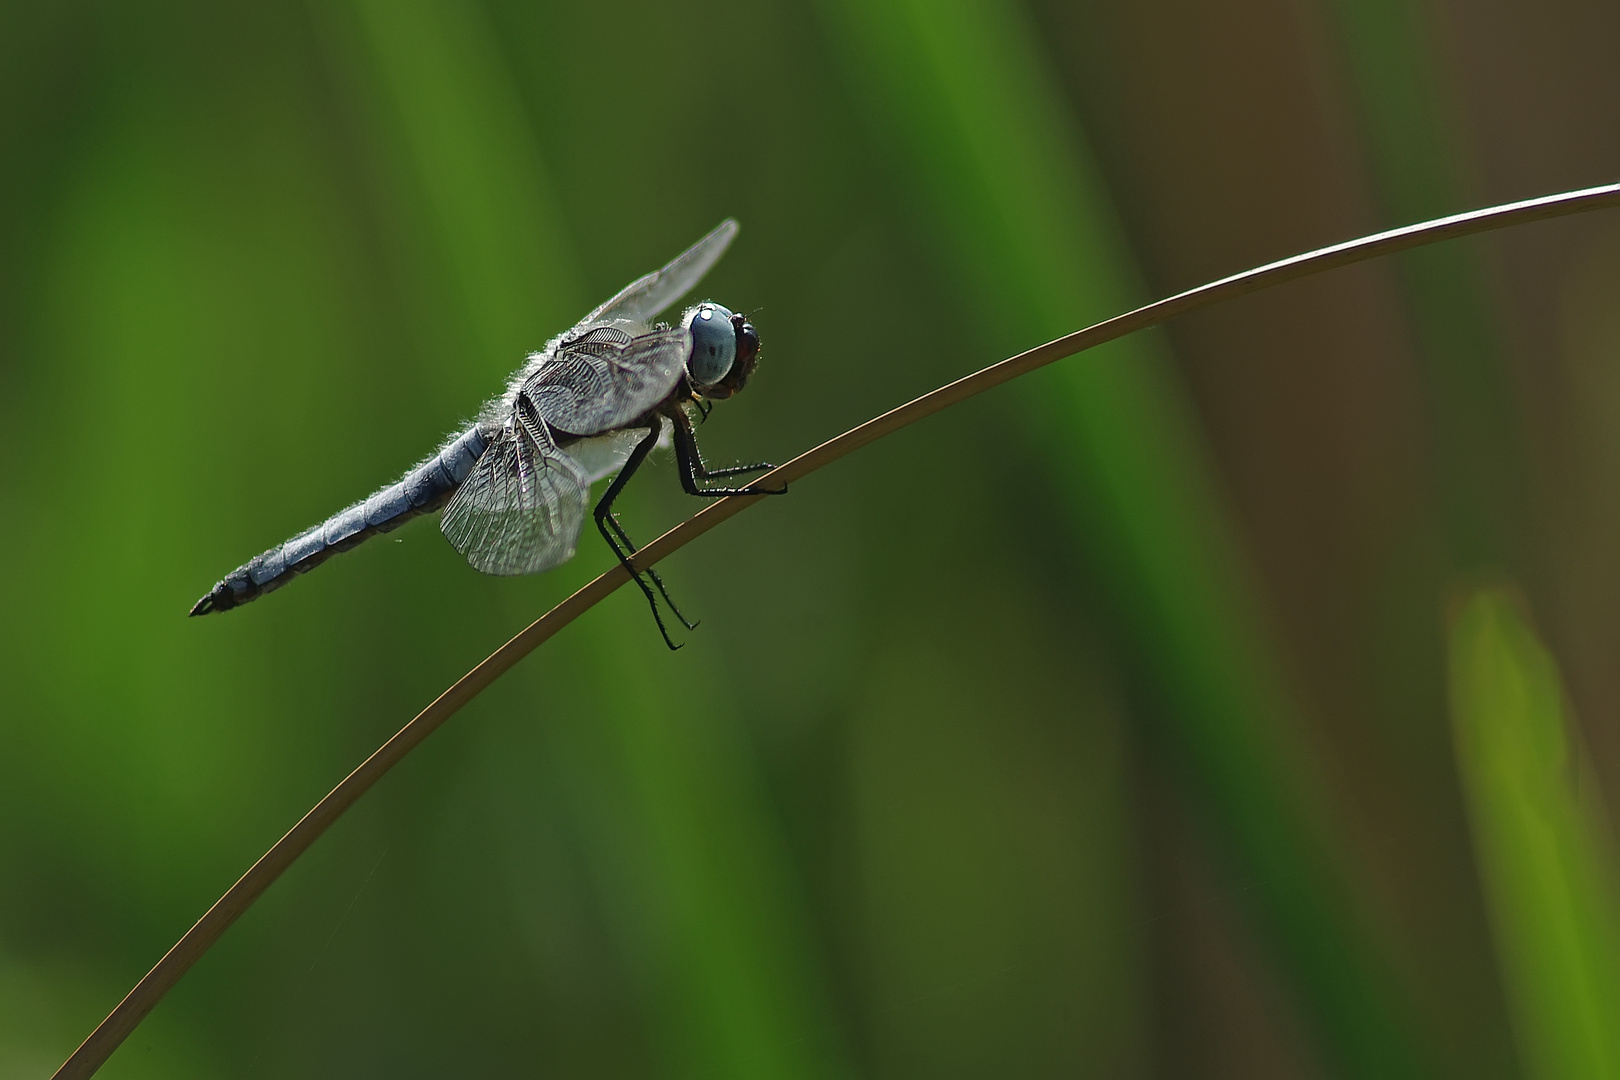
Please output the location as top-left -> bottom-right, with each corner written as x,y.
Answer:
672,411 -> 787,496
600,507 -> 699,634
593,420 -> 697,647
699,461 -> 776,479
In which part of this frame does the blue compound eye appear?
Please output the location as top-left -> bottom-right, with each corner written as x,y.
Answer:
685,303 -> 736,387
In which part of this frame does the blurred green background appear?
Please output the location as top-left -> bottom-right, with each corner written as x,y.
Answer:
4,1 -> 1620,1076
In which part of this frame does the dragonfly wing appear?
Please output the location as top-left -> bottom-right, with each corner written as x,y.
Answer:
440,421 -> 589,576
582,219 -> 738,327
525,325 -> 690,435
561,428 -> 648,483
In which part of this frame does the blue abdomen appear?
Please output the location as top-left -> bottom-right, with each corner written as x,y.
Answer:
190,426 -> 488,615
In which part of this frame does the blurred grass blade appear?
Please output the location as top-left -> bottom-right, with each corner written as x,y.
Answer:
1327,0 -> 1527,569
1447,588 -> 1620,1080
340,0 -> 583,350
545,619 -> 843,1078
821,0 -> 1431,1072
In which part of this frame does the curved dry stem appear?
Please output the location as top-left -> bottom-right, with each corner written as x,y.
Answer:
54,180 -> 1620,1080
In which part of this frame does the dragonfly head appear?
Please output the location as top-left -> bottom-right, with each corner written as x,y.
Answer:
683,303 -> 759,401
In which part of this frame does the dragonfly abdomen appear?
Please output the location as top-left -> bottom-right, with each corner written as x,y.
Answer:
190,426 -> 489,615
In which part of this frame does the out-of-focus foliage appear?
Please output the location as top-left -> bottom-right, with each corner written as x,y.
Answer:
2,1 -> 1618,1077
1448,589 -> 1620,1080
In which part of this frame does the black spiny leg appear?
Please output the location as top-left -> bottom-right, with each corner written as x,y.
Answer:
594,420 -> 695,650
671,410 -> 787,496
601,505 -> 699,633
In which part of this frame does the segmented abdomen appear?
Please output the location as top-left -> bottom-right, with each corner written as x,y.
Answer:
190,426 -> 489,615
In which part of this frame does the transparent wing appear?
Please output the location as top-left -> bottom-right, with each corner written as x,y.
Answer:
583,219 -> 738,327
561,428 -> 647,483
440,418 -> 589,576
524,325 -> 690,436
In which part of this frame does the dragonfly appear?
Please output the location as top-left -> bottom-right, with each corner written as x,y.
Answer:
190,219 -> 782,648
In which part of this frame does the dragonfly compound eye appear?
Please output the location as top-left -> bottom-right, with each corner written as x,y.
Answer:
684,303 -> 737,388
718,316 -> 759,397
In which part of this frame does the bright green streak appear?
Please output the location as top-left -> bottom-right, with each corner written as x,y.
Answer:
1449,589 -> 1620,1080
